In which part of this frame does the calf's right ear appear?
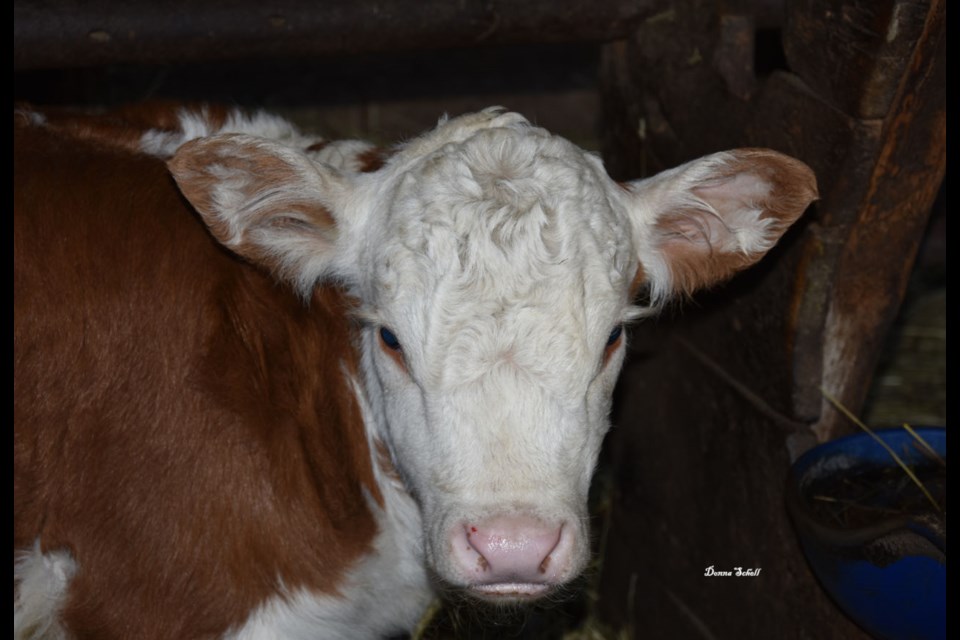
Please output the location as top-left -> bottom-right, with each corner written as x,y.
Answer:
168,133 -> 357,297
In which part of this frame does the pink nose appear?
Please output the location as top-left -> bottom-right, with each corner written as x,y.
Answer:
450,515 -> 570,597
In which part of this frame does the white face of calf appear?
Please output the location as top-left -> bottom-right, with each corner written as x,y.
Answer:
170,108 -> 816,601
356,118 -> 634,598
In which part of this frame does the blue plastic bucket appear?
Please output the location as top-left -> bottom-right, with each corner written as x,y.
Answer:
786,427 -> 946,640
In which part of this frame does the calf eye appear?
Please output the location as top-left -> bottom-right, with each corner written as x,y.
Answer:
379,327 -> 402,351
606,325 -> 623,348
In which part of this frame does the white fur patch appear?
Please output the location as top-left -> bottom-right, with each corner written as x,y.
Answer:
327,112 -> 635,590
306,140 -> 379,173
14,542 -> 76,640
139,108 -> 326,159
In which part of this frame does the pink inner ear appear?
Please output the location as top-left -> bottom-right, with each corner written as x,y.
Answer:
654,171 -> 772,257
692,173 -> 773,216
655,206 -> 727,254
651,185 -> 778,297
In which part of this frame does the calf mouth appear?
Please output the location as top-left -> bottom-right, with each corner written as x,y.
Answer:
469,581 -> 552,601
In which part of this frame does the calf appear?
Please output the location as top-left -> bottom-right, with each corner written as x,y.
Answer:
14,104 -> 816,639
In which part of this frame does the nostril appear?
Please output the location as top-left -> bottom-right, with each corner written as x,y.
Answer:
538,552 -> 551,574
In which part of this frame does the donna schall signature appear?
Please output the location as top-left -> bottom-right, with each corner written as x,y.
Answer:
703,566 -> 762,577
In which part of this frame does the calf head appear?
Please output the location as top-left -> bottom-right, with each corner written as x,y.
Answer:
170,108 -> 816,601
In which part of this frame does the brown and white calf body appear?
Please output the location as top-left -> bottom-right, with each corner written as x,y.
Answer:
14,104 -> 816,639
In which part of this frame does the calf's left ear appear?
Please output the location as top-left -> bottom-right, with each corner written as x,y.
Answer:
169,133 -> 357,297
623,148 -> 817,304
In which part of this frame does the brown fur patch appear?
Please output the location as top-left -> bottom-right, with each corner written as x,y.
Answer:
15,118 -> 379,638
357,147 -> 390,173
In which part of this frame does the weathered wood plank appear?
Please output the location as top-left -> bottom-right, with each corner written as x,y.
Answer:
784,0 -> 932,119
15,0 -> 666,70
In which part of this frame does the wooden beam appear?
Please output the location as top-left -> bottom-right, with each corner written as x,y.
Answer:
15,0 -> 666,70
